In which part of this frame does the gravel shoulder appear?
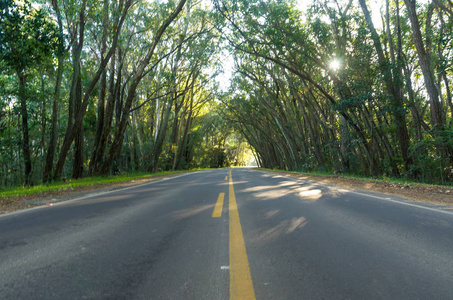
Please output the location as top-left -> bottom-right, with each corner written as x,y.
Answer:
259,169 -> 453,206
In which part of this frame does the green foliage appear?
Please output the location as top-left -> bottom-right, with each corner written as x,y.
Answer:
178,110 -> 253,170
0,0 -> 62,73
407,127 -> 453,184
217,0 -> 453,185
1,0 -> 452,191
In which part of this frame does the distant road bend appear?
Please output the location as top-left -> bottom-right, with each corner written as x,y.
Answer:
1,168 -> 453,299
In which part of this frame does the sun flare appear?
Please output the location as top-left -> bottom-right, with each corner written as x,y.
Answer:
329,59 -> 341,70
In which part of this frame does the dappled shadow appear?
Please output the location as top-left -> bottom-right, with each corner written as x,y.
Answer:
241,178 -> 345,203
250,217 -> 307,244
171,203 -> 215,220
231,171 -> 352,245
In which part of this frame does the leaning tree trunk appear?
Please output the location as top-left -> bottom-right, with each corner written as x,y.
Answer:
91,50 -> 120,175
100,0 -> 187,175
102,0 -> 188,176
149,99 -> 173,172
53,0 -> 131,180
359,0 -> 412,171
175,97 -> 193,170
404,0 -> 444,127
89,0 -> 109,176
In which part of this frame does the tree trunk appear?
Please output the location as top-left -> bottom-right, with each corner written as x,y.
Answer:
39,73 -> 46,167
149,99 -> 173,172
170,100 -> 181,148
359,0 -> 412,171
436,10 -> 453,118
92,50 -> 120,175
53,0 -> 131,180
18,72 -> 32,185
43,54 -> 63,183
404,0 -> 444,127
132,111 -> 141,172
100,0 -> 187,175
286,72 -> 323,167
175,114 -> 191,170
340,115 -> 350,172
169,98 -> 182,169
72,72 -> 84,179
53,0 -> 86,180
44,0 -> 64,183
89,1 -> 110,175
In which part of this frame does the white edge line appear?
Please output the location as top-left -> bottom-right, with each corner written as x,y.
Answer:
252,169 -> 453,217
348,190 -> 453,216
0,171 -> 201,218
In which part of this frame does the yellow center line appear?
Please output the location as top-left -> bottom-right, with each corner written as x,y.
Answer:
212,193 -> 225,218
229,170 -> 256,300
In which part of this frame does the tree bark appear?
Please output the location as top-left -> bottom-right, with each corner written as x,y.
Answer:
175,105 -> 192,170
72,75 -> 84,179
359,0 -> 412,171
91,49 -> 120,175
100,0 -> 188,175
18,72 -> 32,185
287,77 -> 324,167
53,0 -> 131,180
149,99 -> 173,172
404,0 -> 444,127
89,0 -> 110,175
43,5 -> 64,183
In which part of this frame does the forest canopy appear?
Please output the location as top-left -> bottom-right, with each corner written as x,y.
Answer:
0,0 -> 452,187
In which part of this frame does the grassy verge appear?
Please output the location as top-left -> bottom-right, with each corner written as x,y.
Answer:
0,168 -> 210,199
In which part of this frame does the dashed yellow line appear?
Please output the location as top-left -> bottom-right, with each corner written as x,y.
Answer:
229,170 -> 256,300
212,193 -> 225,218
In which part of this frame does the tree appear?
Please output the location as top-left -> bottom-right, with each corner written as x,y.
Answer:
404,0 -> 444,127
0,0 -> 61,184
358,0 -> 412,171
43,0 -> 66,183
1,0 -> 451,187
52,0 -> 133,180
100,0 -> 188,175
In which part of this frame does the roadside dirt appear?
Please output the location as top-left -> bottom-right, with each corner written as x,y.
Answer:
0,172 -> 189,215
1,170 -> 452,215
263,170 -> 453,206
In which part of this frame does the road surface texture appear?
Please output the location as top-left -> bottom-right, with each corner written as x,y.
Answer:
1,168 -> 453,299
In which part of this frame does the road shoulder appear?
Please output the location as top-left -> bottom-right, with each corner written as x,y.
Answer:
0,172 -> 192,214
254,169 -> 453,207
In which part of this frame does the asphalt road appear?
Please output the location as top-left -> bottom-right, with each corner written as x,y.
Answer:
1,168 -> 453,299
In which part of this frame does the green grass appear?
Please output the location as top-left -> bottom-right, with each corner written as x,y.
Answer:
0,169 -> 211,198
